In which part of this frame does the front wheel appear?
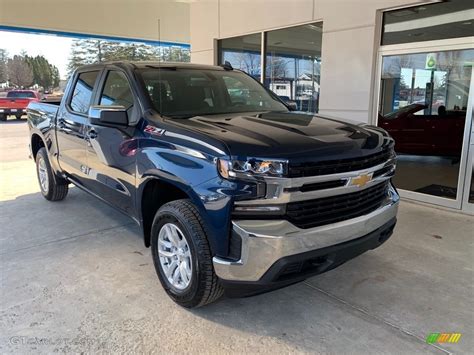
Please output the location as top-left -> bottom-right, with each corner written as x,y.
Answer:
36,147 -> 69,201
151,199 -> 223,308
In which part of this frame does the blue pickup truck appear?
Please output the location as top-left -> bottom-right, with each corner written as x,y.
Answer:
27,61 -> 399,308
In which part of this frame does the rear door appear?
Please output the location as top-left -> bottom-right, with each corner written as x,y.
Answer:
83,69 -> 139,216
56,70 -> 101,185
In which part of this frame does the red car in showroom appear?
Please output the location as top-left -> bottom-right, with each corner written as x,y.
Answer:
0,90 -> 41,121
378,103 -> 466,157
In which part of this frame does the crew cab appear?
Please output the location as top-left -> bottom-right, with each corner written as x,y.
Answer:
27,62 -> 399,308
0,90 -> 41,121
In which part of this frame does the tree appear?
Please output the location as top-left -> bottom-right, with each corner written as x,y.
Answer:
160,47 -> 190,62
101,41 -> 158,61
67,38 -> 190,77
67,39 -> 106,76
7,55 -> 33,88
266,56 -> 288,79
0,49 -> 7,84
25,55 -> 60,90
228,52 -> 261,78
51,65 -> 60,88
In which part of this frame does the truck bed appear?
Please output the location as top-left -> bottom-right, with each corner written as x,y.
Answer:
27,101 -> 59,126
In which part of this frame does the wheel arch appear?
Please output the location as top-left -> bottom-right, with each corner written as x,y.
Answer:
139,176 -> 207,248
31,133 -> 46,160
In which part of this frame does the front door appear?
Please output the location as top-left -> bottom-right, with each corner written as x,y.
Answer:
56,70 -> 101,186
83,69 -> 138,216
377,48 -> 474,209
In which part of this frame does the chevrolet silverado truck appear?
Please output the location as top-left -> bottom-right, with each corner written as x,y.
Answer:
0,90 -> 41,121
27,62 -> 399,308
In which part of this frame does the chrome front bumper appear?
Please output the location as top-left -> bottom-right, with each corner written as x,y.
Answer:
213,184 -> 399,282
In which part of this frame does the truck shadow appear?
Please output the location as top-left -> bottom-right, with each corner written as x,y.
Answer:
0,188 -> 140,254
188,269 -> 378,352
0,118 -> 27,124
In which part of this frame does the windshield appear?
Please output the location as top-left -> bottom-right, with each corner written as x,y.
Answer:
139,68 -> 288,118
7,91 -> 36,98
384,103 -> 426,119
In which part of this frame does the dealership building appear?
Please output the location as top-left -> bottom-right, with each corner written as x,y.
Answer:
1,0 -> 473,213
1,1 -> 474,353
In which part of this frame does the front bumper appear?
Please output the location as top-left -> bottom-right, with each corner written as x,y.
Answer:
213,184 -> 399,287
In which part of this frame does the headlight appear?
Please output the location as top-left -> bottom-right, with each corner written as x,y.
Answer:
218,158 -> 288,179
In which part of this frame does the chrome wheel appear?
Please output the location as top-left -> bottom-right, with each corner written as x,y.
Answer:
158,223 -> 193,290
38,157 -> 49,193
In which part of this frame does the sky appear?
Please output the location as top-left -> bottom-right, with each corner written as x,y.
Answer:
1,31 -> 73,79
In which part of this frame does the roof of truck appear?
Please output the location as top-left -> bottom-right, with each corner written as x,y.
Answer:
77,61 -> 231,72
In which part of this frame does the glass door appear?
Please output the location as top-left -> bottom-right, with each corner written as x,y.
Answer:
377,48 -> 474,209
461,71 -> 474,213
463,140 -> 474,213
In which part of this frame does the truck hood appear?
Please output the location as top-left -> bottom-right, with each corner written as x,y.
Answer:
165,111 -> 391,162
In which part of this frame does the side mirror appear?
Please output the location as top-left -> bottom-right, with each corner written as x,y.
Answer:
88,105 -> 128,127
287,101 -> 298,111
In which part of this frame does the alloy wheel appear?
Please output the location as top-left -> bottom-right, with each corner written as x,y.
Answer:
157,223 -> 193,290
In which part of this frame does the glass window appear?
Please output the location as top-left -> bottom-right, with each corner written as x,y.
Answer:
100,71 -> 134,109
377,49 -> 473,200
218,33 -> 261,80
140,68 -> 287,118
265,23 -> 323,113
70,71 -> 100,114
7,91 -> 36,98
382,0 -> 474,45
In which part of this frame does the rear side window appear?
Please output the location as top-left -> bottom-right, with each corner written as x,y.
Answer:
99,71 -> 134,109
70,71 -> 100,114
7,91 -> 36,98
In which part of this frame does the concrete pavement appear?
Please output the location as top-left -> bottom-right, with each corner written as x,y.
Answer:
0,120 -> 472,354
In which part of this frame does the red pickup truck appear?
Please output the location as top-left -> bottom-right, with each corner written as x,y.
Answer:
0,90 -> 41,121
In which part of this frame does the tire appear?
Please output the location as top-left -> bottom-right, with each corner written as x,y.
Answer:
35,147 -> 69,201
151,199 -> 223,308
0,114 -> 6,122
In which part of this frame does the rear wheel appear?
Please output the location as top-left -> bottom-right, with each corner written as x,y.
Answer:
0,114 -> 6,122
35,147 -> 69,201
151,199 -> 223,308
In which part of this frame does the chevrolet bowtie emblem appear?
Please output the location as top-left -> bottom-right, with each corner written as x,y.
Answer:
350,173 -> 373,187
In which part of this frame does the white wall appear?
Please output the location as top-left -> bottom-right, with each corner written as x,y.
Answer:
0,0 -> 190,45
190,0 -> 432,123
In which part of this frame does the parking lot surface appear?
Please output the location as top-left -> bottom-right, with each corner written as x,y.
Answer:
1,120 -> 473,354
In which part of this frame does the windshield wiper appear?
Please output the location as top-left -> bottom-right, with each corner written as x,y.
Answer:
167,114 -> 196,119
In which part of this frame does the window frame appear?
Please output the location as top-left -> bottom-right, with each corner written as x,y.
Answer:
98,70 -> 135,110
94,66 -> 144,125
67,69 -> 102,116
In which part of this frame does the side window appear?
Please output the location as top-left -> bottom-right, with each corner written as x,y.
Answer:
100,71 -> 134,109
70,71 -> 100,114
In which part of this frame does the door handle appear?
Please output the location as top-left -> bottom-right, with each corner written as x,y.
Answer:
87,129 -> 98,140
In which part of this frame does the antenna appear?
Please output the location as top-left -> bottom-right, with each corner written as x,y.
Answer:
221,61 -> 233,71
157,18 -> 162,116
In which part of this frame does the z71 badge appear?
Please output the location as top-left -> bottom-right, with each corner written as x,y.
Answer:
144,125 -> 165,136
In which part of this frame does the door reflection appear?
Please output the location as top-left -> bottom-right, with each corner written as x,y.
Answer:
378,49 -> 473,200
